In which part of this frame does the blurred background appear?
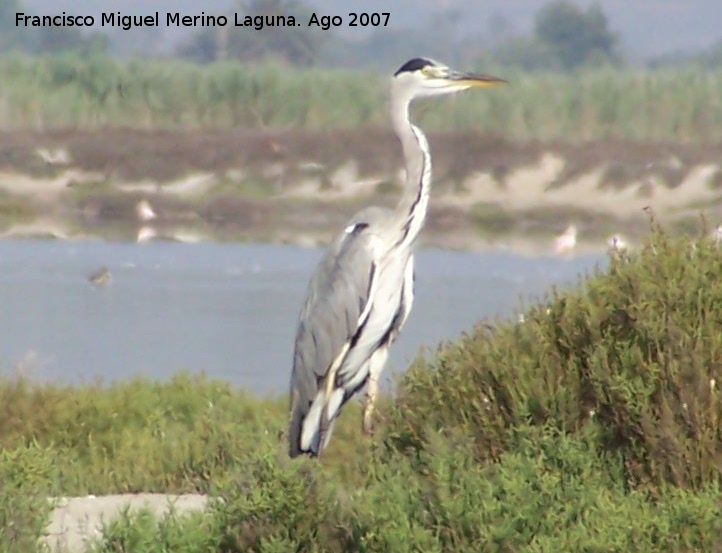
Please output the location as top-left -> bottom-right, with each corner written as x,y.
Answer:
0,1 -> 720,244
8,0 -> 722,70
1,1 -> 722,388
1,0 -> 722,137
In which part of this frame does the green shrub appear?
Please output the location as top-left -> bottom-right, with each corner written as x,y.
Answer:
91,508 -> 222,553
391,425 -> 721,553
387,220 -> 722,491
0,372 -> 288,495
0,443 -> 56,553
212,453 -> 346,552
89,426 -> 721,552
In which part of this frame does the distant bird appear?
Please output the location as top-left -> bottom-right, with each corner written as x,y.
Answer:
554,225 -> 577,256
608,234 -> 627,252
36,147 -> 71,166
135,199 -> 157,222
136,226 -> 157,243
88,266 -> 111,287
288,57 -> 506,458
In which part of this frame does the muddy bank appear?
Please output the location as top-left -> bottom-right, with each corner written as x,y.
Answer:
0,129 -> 720,252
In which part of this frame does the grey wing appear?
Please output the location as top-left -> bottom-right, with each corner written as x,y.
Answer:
289,222 -> 377,456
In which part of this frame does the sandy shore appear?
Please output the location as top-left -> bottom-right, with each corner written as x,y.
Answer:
1,130 -> 721,250
44,494 -> 209,552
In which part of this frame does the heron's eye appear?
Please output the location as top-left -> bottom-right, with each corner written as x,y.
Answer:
420,66 -> 434,77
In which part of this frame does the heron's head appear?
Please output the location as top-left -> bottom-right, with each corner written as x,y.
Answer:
392,57 -> 506,102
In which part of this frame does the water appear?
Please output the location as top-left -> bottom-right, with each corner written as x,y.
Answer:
0,240 -> 605,395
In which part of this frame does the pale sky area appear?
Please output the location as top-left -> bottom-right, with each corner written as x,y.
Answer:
18,0 -> 722,60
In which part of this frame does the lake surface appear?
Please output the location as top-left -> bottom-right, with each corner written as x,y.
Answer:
0,240 -> 605,395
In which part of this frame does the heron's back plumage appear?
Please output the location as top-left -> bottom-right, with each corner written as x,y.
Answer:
289,209 -> 388,456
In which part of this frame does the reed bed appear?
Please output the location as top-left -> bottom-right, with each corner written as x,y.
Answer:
1,54 -> 722,142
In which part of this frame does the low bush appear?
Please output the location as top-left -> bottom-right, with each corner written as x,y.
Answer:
0,443 -> 56,553
388,220 -> 722,492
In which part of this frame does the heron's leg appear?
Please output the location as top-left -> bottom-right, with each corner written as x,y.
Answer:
362,372 -> 378,435
363,346 -> 389,435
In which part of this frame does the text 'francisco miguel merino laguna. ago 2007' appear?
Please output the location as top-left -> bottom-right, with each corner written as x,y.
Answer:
15,11 -> 391,31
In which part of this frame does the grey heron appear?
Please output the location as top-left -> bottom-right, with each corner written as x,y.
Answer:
288,57 -> 506,458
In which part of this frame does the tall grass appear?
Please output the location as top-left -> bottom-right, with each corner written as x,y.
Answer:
1,53 -> 722,141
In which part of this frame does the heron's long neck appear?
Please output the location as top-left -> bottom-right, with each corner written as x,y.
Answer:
391,97 -> 432,251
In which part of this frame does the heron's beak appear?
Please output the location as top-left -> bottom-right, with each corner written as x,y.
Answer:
446,70 -> 507,88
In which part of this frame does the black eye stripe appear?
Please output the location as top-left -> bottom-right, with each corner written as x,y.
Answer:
394,57 -> 433,76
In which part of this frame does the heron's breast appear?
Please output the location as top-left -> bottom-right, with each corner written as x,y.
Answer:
374,254 -> 410,305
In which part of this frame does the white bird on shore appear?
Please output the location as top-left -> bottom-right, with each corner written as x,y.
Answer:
608,234 -> 627,252
36,147 -> 71,166
166,228 -> 204,243
136,200 -> 157,222
554,225 -> 577,256
137,226 -> 157,243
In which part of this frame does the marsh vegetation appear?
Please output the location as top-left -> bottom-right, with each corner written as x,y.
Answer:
2,222 -> 721,552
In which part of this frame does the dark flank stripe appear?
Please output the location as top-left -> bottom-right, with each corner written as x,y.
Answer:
379,291 -> 406,348
350,262 -> 377,349
337,281 -> 406,393
396,128 -> 426,248
343,373 -> 369,403
341,300 -> 403,403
